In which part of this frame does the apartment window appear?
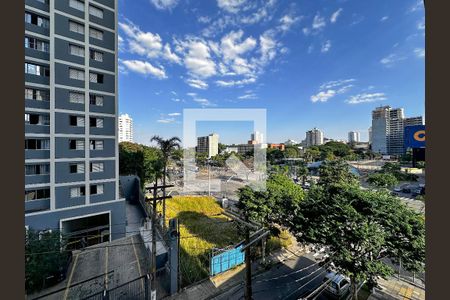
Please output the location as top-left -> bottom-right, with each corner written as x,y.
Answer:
70,186 -> 86,198
89,5 -> 104,18
36,0 -> 49,4
25,164 -> 50,175
89,94 -> 104,106
69,115 -> 85,127
90,162 -> 104,172
90,140 -> 104,150
90,117 -> 104,128
69,0 -> 85,11
90,184 -> 103,195
25,88 -> 49,101
25,37 -> 49,53
25,188 -> 50,201
69,68 -> 85,80
69,91 -> 85,104
25,113 -> 50,125
69,163 -> 85,174
25,139 -> 50,150
89,27 -> 103,40
25,63 -> 50,77
89,72 -> 104,83
89,49 -> 103,62
25,12 -> 49,28
69,139 -> 85,150
69,21 -> 84,34
69,44 -> 85,57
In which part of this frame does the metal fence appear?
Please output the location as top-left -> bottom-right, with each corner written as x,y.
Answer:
82,274 -> 150,300
210,244 -> 245,276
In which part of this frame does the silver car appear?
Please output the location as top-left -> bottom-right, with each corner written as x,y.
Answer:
323,272 -> 350,299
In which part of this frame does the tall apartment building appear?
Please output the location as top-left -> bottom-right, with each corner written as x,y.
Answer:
24,0 -> 125,248
348,131 -> 361,143
250,131 -> 264,144
118,113 -> 133,142
305,128 -> 324,147
197,133 -> 219,158
371,106 -> 423,156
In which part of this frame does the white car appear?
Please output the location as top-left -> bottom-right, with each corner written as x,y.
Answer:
323,272 -> 350,299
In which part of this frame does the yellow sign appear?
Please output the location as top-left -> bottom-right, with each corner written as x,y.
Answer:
413,130 -> 425,142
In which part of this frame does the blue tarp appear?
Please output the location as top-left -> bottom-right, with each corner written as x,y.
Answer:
210,245 -> 245,276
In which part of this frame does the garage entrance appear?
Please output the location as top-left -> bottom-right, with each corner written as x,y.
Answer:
61,212 -> 110,250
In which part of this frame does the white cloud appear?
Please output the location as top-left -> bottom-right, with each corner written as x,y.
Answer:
187,92 -> 197,97
302,27 -> 311,36
119,22 -> 163,58
417,19 -> 425,30
380,16 -> 389,22
121,60 -> 167,79
321,40 -> 331,53
168,112 -> 181,116
163,44 -> 182,64
346,93 -> 387,104
320,79 -> 355,90
414,48 -> 425,58
408,0 -> 424,13
380,53 -> 406,67
150,0 -> 179,10
216,77 -> 256,87
186,78 -> 209,89
312,13 -> 326,30
311,79 -> 355,103
220,30 -> 257,76
279,14 -> 301,32
238,93 -> 257,100
182,39 -> 217,78
311,90 -> 336,103
330,8 -> 343,23
217,0 -> 247,14
157,117 -> 176,123
198,16 -> 211,24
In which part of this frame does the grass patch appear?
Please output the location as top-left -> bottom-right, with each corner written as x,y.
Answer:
266,229 -> 293,253
158,196 -> 242,287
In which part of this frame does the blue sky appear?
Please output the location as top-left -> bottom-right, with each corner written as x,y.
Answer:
117,0 -> 425,145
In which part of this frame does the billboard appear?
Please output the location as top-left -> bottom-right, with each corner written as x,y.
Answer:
404,125 -> 425,149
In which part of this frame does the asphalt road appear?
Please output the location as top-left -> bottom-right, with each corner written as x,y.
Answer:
213,252 -> 335,300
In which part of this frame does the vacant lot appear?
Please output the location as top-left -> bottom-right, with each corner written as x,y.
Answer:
159,196 -> 242,287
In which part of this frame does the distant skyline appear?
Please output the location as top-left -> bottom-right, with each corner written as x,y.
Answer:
118,0 -> 425,145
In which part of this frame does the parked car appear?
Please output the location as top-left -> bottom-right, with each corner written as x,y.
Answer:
323,272 -> 350,299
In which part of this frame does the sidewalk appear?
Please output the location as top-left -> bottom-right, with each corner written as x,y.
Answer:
368,277 -> 425,300
164,242 -> 307,300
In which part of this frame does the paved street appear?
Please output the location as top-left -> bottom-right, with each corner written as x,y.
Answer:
212,251 -> 331,300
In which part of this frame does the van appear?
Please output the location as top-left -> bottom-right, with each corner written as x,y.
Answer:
323,272 -> 350,299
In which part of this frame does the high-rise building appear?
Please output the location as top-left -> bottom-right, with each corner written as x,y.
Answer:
305,128 -> 324,147
348,131 -> 361,143
249,131 -> 263,144
25,0 -> 125,247
118,113 -> 133,142
368,127 -> 372,145
197,133 -> 219,158
371,106 -> 423,156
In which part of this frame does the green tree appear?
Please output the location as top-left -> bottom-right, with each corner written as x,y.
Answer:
218,143 -> 227,154
150,135 -> 181,227
284,146 -> 299,158
26,230 -> 71,293
288,160 -> 425,299
304,147 -> 321,162
367,173 -> 398,188
267,148 -> 284,165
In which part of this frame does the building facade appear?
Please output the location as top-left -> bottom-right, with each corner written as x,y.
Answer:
371,106 -> 423,156
305,128 -> 324,147
118,113 -> 133,142
25,0 -> 125,247
250,131 -> 264,144
348,131 -> 361,143
197,133 -> 219,158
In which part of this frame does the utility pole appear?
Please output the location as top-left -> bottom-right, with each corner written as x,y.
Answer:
244,217 -> 252,300
145,182 -> 174,300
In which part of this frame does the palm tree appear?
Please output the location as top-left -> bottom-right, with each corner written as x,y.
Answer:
150,135 -> 181,229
